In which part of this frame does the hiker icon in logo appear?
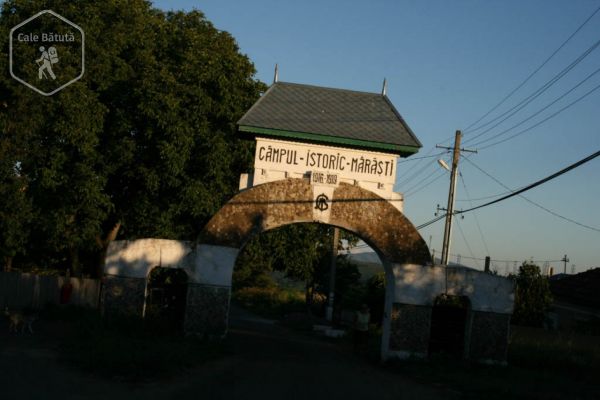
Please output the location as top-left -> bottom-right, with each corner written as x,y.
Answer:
36,46 -> 58,80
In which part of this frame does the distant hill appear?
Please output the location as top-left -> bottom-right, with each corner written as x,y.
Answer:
550,268 -> 600,309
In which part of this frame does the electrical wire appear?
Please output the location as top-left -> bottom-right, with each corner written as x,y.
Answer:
397,161 -> 438,187
396,147 -> 436,182
445,253 -> 563,264
462,4 -> 600,133
455,217 -> 478,267
458,171 -> 491,256
416,214 -> 447,230
464,37 -> 600,140
416,149 -> 600,229
457,149 -> 600,214
470,65 -> 600,147
397,150 -> 447,164
456,190 -> 513,203
479,82 -> 600,150
403,169 -> 447,198
463,157 -> 600,233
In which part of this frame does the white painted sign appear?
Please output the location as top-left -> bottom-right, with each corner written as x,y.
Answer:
254,138 -> 397,185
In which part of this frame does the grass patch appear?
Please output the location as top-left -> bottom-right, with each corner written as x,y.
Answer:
233,286 -> 306,319
387,325 -> 600,399
509,325 -> 600,372
50,306 -> 222,381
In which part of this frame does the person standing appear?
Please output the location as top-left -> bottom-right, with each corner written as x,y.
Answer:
354,304 -> 370,354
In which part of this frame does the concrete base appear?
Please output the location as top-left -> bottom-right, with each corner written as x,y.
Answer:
101,275 -> 146,317
389,303 -> 432,356
468,311 -> 511,363
385,305 -> 512,364
183,284 -> 230,337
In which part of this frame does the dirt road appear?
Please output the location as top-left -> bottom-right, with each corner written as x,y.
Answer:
0,308 -> 459,400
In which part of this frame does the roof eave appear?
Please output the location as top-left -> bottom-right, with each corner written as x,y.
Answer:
238,125 -> 420,157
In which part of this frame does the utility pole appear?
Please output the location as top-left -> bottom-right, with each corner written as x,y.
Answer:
436,130 -> 476,266
326,227 -> 340,322
562,254 -> 569,274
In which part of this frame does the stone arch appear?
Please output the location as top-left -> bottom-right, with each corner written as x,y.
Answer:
198,178 -> 430,264
185,178 -> 431,358
102,178 -> 514,363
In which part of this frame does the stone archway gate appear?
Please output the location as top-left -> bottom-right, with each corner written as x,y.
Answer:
103,178 -> 514,363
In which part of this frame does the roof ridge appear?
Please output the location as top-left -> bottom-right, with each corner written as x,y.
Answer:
275,81 -> 383,96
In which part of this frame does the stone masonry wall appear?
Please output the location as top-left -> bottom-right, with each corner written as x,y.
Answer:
389,303 -> 432,356
199,178 -> 430,265
184,284 -> 230,337
102,275 -> 146,318
468,311 -> 511,363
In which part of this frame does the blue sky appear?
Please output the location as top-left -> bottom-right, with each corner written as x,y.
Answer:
155,0 -> 600,273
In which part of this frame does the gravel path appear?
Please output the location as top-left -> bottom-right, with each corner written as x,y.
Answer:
0,308 -> 459,400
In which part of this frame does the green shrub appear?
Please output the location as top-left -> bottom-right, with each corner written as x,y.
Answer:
233,286 -> 305,318
511,262 -> 552,327
509,326 -> 600,372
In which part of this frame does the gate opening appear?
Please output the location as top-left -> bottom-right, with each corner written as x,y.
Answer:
231,223 -> 384,342
428,294 -> 471,358
145,267 -> 188,332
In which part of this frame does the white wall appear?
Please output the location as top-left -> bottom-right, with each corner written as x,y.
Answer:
104,240 -> 239,287
392,264 -> 514,313
105,239 -> 194,279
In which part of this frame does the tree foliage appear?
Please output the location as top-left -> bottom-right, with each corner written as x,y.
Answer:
511,262 -> 553,327
233,224 -> 362,310
0,1 -> 265,274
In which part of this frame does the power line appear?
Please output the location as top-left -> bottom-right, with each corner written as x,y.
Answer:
479,81 -> 600,150
397,151 -> 447,164
398,161 -> 438,187
416,149 -> 600,229
470,65 -> 600,148
456,190 -> 513,203
396,147 -> 436,181
403,169 -> 447,198
464,37 -> 600,140
445,252 -> 563,264
457,149 -> 600,215
462,4 -> 600,133
349,245 -> 563,266
416,214 -> 447,230
458,171 -> 491,256
463,157 -> 600,233
455,218 -> 478,266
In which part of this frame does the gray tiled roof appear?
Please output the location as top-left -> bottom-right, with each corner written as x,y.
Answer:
237,82 -> 422,153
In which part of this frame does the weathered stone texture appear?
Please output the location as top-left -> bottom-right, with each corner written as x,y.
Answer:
101,178 -> 514,363
389,303 -> 432,354
198,178 -> 430,265
101,275 -> 146,317
199,178 -> 314,248
331,183 -> 430,264
468,311 -> 511,363
184,284 -> 230,337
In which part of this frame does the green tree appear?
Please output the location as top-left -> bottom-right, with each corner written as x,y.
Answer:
234,223 -> 362,312
0,162 -> 33,271
511,262 -> 553,327
0,1 -> 265,275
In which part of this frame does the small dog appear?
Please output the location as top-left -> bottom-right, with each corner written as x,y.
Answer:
4,307 -> 37,334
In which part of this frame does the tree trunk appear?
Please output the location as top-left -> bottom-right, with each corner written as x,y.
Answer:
93,221 -> 121,278
3,256 -> 13,272
70,246 -> 80,276
305,280 -> 314,315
